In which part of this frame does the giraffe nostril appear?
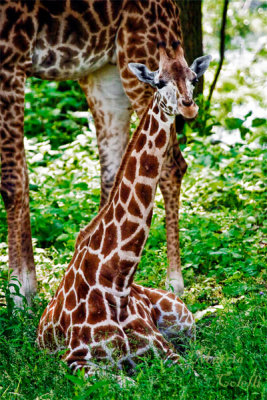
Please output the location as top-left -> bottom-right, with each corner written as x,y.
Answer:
182,99 -> 193,107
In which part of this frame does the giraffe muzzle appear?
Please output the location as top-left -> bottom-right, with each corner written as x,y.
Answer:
178,100 -> 198,120
182,99 -> 193,107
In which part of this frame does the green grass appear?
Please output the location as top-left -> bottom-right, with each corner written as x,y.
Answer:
0,279 -> 266,399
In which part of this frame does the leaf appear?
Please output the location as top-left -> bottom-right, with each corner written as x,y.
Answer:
252,118 -> 266,127
225,118 -> 244,130
73,182 -> 89,190
244,111 -> 252,118
29,183 -> 39,191
65,373 -> 84,386
78,381 -> 109,399
57,233 -> 70,241
240,126 -> 250,140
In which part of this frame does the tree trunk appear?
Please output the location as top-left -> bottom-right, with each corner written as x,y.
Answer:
176,0 -> 204,94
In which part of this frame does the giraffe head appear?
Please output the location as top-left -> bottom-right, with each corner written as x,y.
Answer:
128,42 -> 211,120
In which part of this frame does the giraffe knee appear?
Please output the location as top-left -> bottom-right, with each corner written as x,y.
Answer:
101,169 -> 116,194
173,154 -> 187,178
169,159 -> 187,182
0,179 -> 22,210
172,143 -> 188,177
180,158 -> 187,176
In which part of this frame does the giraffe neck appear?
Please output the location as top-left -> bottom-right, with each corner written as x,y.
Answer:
80,96 -> 174,296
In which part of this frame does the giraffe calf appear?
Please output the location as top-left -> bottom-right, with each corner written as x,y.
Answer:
38,42 -> 210,378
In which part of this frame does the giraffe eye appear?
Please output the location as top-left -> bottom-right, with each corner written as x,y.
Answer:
156,80 -> 166,89
192,78 -> 199,86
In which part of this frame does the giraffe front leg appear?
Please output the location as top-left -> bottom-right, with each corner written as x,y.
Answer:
79,64 -> 132,209
159,126 -> 187,295
0,67 -> 37,306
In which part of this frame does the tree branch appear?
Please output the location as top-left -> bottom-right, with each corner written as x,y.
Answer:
208,0 -> 229,103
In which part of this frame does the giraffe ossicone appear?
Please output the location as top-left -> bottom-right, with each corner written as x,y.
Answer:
37,43 -> 211,378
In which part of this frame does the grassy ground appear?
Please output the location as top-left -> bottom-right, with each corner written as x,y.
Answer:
0,1 -> 266,399
0,289 -> 265,399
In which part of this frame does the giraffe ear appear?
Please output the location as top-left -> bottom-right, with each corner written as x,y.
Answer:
190,55 -> 212,78
128,63 -> 157,87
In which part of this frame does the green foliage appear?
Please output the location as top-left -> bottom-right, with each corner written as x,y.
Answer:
184,96 -> 219,139
25,79 -> 88,148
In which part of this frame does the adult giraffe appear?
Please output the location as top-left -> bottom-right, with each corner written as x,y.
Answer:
0,0 -> 211,303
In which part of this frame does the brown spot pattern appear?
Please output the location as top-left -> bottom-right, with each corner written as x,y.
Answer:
139,152 -> 159,178
88,289 -> 106,324
81,253 -> 100,286
102,223 -> 117,256
115,203 -> 124,222
125,156 -> 137,183
75,273 -> 89,300
150,115 -> 159,135
135,183 -> 152,208
135,134 -> 147,152
64,268 -> 74,293
120,181 -> 131,203
90,221 -> 104,251
121,219 -> 139,240
155,129 -> 167,148
72,301 -> 86,324
65,290 -> 77,311
128,196 -> 142,218
104,205 -> 114,225
121,229 -> 145,256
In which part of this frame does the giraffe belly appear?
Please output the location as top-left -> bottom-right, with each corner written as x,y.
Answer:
31,47 -> 116,80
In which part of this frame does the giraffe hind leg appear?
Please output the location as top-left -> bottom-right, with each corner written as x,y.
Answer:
140,285 -> 195,346
79,64 -> 132,208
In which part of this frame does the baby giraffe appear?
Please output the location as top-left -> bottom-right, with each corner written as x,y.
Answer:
38,42 -> 211,375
